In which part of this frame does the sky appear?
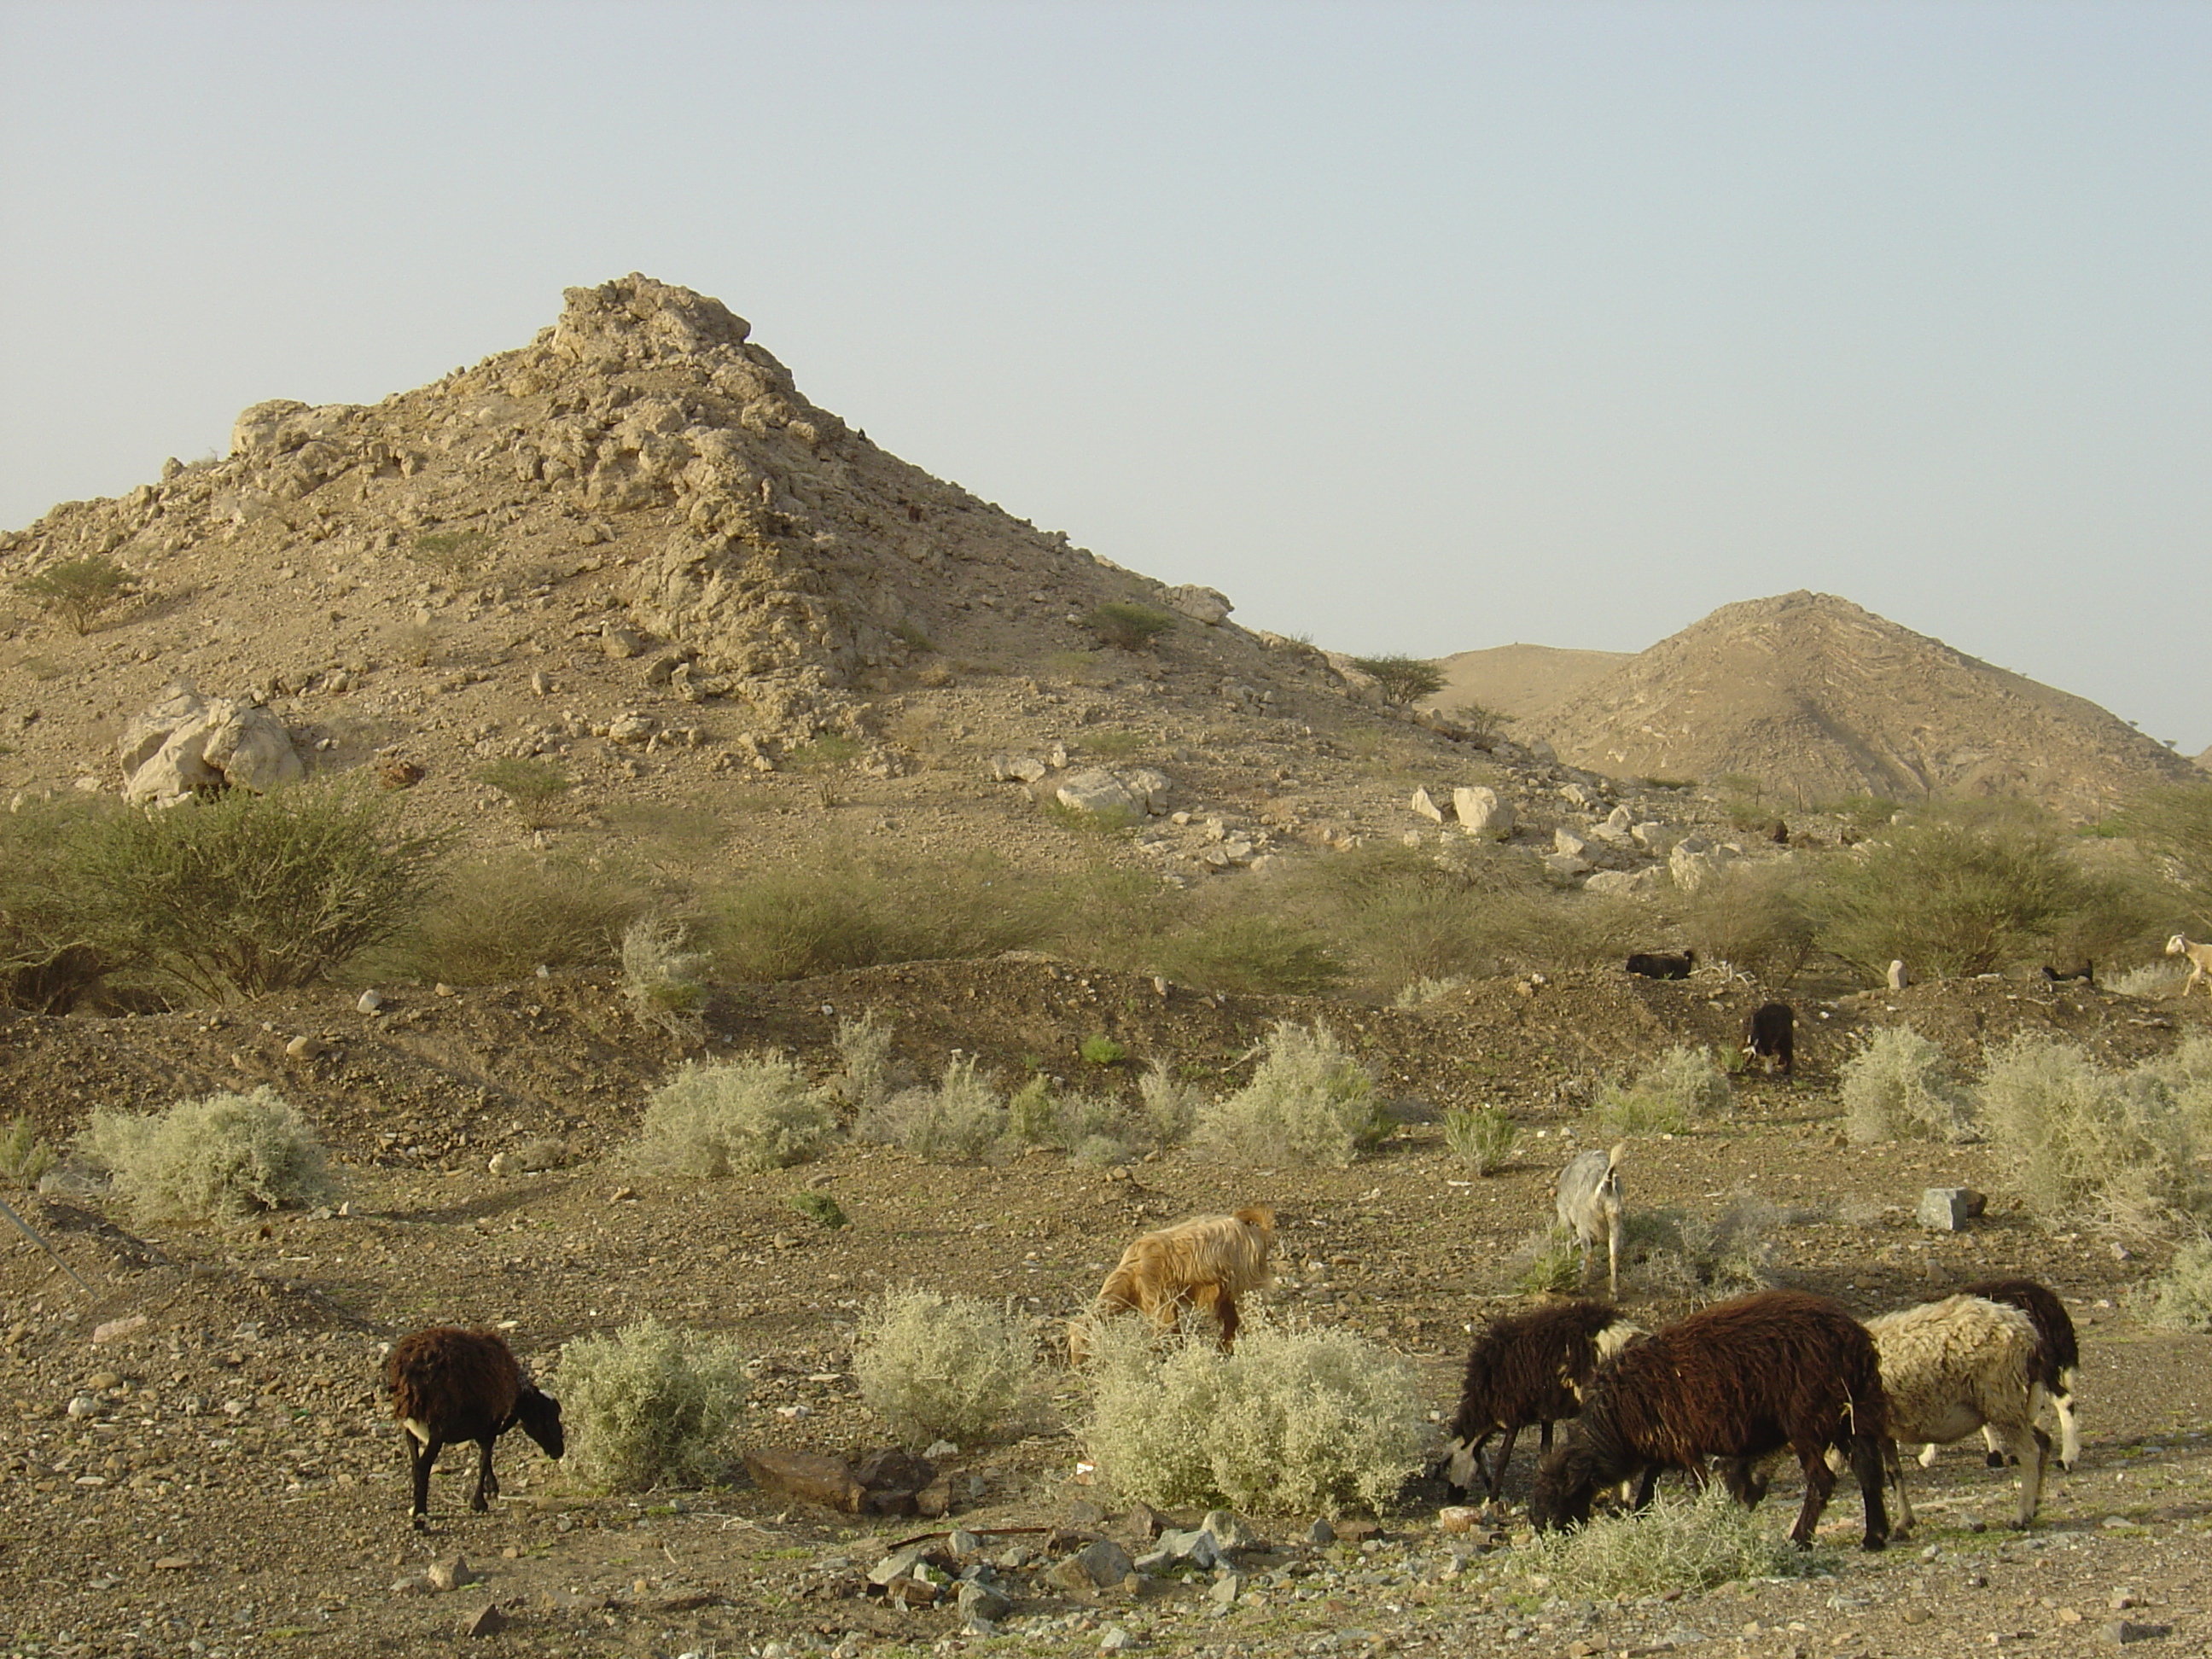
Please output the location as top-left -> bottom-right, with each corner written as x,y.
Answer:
3,1 -> 2207,752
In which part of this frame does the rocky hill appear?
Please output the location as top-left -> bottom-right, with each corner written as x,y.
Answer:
1533,591 -> 2192,816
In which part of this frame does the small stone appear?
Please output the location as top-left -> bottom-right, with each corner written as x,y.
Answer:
1202,1509 -> 1261,1551
154,1557 -> 199,1572
1050,1539 -> 1136,1597
1098,1627 -> 1141,1653
2100,1621 -> 2162,1645
461,1603 -> 507,1638
1209,1573 -> 1244,1605
66,1394 -> 99,1418
91,1315 -> 148,1345
957,1580 -> 1011,1623
1306,1518 -> 1336,1545
284,1034 -> 326,1060
1436,1505 -> 1481,1534
356,988 -> 384,1014
426,1555 -> 480,1591
1917,1187 -> 1973,1231
946,1528 -> 985,1557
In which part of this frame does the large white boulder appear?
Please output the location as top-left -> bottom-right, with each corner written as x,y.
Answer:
119,684 -> 306,806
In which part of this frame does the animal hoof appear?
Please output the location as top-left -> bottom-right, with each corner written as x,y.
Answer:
1862,1534 -> 1889,1552
1985,1452 -> 2006,1470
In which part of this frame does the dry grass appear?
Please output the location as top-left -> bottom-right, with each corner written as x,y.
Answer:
852,1286 -> 1041,1448
1842,1026 -> 1978,1144
1514,1481 -> 1827,1598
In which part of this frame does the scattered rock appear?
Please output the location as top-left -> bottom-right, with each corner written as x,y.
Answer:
426,1555 -> 480,1591
460,1602 -> 508,1638
1049,1539 -> 1135,1597
744,1448 -> 865,1513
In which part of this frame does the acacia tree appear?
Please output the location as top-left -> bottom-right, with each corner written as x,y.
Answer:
1350,654 -> 1445,707
2114,782 -> 2212,934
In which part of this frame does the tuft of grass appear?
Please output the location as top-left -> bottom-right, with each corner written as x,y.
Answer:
854,1056 -> 1007,1161
1084,602 -> 1175,652
1841,1026 -> 1976,1144
76,1087 -> 335,1221
2110,961 -> 2185,998
1079,1314 -> 1423,1515
1085,730 -> 1150,759
0,1115 -> 57,1188
1513,1225 -> 1584,1295
1592,1045 -> 1729,1135
370,852 -> 646,984
630,1056 -> 836,1176
1150,913 -> 1345,997
1003,1077 -> 1133,1163
1196,1022 -> 1387,1167
409,529 -> 492,575
853,1286 -> 1040,1448
556,1316 -> 749,1492
620,914 -> 709,1043
1514,1481 -> 1831,1598
475,757 -> 573,826
834,1010 -> 898,1115
1079,1033 -> 1127,1068
1136,1060 -> 1200,1150
1442,1105 -> 1518,1174
786,1189 -> 849,1229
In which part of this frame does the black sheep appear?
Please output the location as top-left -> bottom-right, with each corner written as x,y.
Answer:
1741,1001 -> 1795,1078
386,1325 -> 564,1525
1441,1299 -> 1644,1501
1623,951 -> 1695,981
1528,1289 -> 1890,1551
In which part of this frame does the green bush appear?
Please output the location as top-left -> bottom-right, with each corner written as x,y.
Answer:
786,1190 -> 849,1229
1513,1226 -> 1584,1295
1678,862 -> 1815,983
1149,913 -> 1346,997
77,1087 -> 334,1221
1196,1022 -> 1386,1167
1514,1481 -> 1825,1598
0,796 -> 108,1011
620,914 -> 708,1042
1976,1035 -> 2198,1236
1841,1027 -> 1976,1144
556,1316 -> 749,1491
0,1116 -> 56,1188
1443,1105 -> 1517,1173
60,780 -> 445,1002
631,1056 -> 836,1176
1084,602 -> 1175,652
1592,1045 -> 1730,1135
2111,781 -> 2212,935
1348,654 -> 1445,707
853,1286 -> 1040,1448
854,1057 -> 1007,1161
474,757 -> 572,826
1078,1033 -> 1127,1068
1079,1316 -> 1423,1514
834,1011 -> 899,1114
15,555 -> 137,634
370,852 -> 646,984
2137,1236 -> 2212,1332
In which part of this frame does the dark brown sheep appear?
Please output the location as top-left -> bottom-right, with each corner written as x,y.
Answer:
1528,1289 -> 1890,1551
386,1326 -> 564,1525
1623,951 -> 1695,980
1741,1001 -> 1795,1078
1441,1299 -> 1644,1501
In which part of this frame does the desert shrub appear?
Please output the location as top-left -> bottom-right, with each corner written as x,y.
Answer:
1005,1077 -> 1132,1163
0,1116 -> 56,1188
1610,1200 -> 1778,1301
631,1056 -> 835,1176
1446,700 -> 1514,742
474,757 -> 572,826
1196,1022 -> 1386,1167
855,1057 -> 1007,1161
1084,602 -> 1175,652
1678,861 -> 1816,983
1348,654 -> 1445,708
371,852 -> 645,983
1080,1315 -> 1423,1514
1514,1481 -> 1825,1598
620,914 -> 708,1042
1975,1035 -> 2198,1236
2110,961 -> 2185,998
1393,975 -> 1465,1008
853,1286 -> 1040,1447
410,528 -> 492,574
1079,1033 -> 1126,1068
1513,1226 -> 1584,1295
834,1011 -> 898,1114
2111,780 -> 2212,935
16,555 -> 137,634
1148,912 -> 1345,997
1592,1045 -> 1729,1135
0,796 -> 109,1012
556,1316 -> 749,1491
60,779 -> 445,1002
2136,1237 -> 2212,1332
786,1189 -> 849,1229
1807,810 -> 2122,981
77,1087 -> 334,1221
1443,1105 -> 1517,1174
1841,1027 -> 1977,1144
1135,1061 -> 1200,1150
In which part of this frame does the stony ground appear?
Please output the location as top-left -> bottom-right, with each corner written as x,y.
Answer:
3,964 -> 2210,1659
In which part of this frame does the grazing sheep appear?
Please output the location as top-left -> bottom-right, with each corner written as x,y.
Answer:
385,1325 -> 564,1526
1741,1001 -> 1795,1078
2167,934 -> 2212,997
1624,951 -> 1696,981
1528,1289 -> 1891,1551
1555,1144 -> 1624,1300
1862,1294 -> 2049,1536
1440,1299 -> 1645,1501
1068,1206 -> 1275,1361
1918,1278 -> 2081,1472
2039,962 -> 2094,987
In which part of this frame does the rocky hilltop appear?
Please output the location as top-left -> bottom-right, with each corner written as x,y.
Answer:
1534,591 -> 2192,815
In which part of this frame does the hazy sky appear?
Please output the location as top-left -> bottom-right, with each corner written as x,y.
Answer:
4,1 -> 2206,751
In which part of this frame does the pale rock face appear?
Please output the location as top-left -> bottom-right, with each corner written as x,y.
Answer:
1452,785 -> 1515,839
1056,765 -> 1173,818
119,684 -> 305,806
1409,787 -> 1444,823
1161,585 -> 1233,626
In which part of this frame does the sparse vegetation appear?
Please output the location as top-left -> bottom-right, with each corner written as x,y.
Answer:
1149,912 -> 1345,997
854,1056 -> 1008,1161
1592,1045 -> 1730,1135
834,1011 -> 899,1115
631,1056 -> 835,1176
1442,1104 -> 1517,1173
1079,1315 -> 1424,1514
556,1316 -> 750,1492
409,528 -> 492,575
1078,1033 -> 1126,1068
1618,1196 -> 1780,1300
371,852 -> 645,984
853,1287 -> 1039,1448
1679,861 -> 1815,982
2137,1236 -> 2212,1332
0,1116 -> 56,1188
2113,780 -> 2212,934
786,1189 -> 849,1229
1349,654 -> 1446,708
76,1087 -> 334,1221
1513,1481 -> 1827,1598
620,914 -> 709,1043
15,555 -> 137,634
1514,1225 -> 1585,1295
475,757 -> 573,825
1084,602 -> 1175,652
1196,1022 -> 1387,1167
1842,1026 -> 1976,1144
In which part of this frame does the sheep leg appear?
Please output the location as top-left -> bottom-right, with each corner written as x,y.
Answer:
1881,1438 -> 1915,1540
1849,1432 -> 1891,1551
471,1436 -> 500,1511
405,1430 -> 440,1526
1995,1424 -> 2050,1529
1628,1464 -> 1662,1511
1605,1220 -> 1619,1301
1917,1441 -> 1941,1470
1214,1289 -> 1240,1353
1485,1425 -> 1522,1499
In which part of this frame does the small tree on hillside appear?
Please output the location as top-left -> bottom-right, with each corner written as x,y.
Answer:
1350,654 -> 1445,708
16,556 -> 137,635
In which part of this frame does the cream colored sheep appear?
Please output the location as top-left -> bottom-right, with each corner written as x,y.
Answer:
2167,934 -> 2212,998
1865,1294 -> 2049,1536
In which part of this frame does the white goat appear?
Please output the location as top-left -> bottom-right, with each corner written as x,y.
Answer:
2167,934 -> 2212,998
1555,1143 -> 1624,1300
1863,1294 -> 2049,1537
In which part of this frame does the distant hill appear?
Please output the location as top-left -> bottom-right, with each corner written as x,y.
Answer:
1426,643 -> 1628,726
1528,591 -> 2192,816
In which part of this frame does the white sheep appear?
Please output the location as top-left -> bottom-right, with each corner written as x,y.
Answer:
1555,1144 -> 1624,1300
1863,1294 -> 2049,1536
2167,934 -> 2212,998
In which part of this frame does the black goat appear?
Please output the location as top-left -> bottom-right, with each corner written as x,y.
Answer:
1529,1289 -> 1890,1551
386,1325 -> 564,1526
1623,951 -> 1695,981
1741,1001 -> 1795,1078
2038,962 -> 2094,987
1441,1299 -> 1644,1501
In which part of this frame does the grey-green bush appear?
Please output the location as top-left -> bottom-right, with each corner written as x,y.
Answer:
556,1316 -> 749,1491
853,1287 -> 1040,1447
1196,1022 -> 1386,1167
0,1115 -> 56,1188
2137,1237 -> 2212,1332
1841,1026 -> 1977,1144
1080,1316 -> 1423,1514
1592,1045 -> 1730,1135
620,914 -> 709,1043
76,1087 -> 334,1220
1443,1105 -> 1517,1174
631,1056 -> 836,1176
1513,1482 -> 1826,1598
854,1057 -> 1007,1161
834,1010 -> 899,1115
370,851 -> 646,985
1976,1035 -> 2198,1236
